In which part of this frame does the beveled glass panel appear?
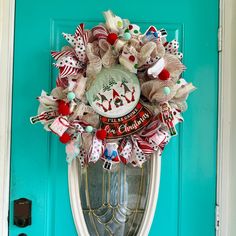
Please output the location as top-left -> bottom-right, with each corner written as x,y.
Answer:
79,160 -> 150,236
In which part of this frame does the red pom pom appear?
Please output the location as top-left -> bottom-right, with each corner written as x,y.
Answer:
129,55 -> 135,62
58,100 -> 70,116
107,33 -> 118,45
96,129 -> 107,140
159,69 -> 170,81
59,132 -> 71,144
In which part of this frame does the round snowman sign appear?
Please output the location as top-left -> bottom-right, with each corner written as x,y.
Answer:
86,65 -> 141,118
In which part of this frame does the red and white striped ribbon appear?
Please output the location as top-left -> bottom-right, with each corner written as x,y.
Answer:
51,50 -> 74,60
75,23 -> 89,45
132,134 -> 154,154
139,115 -> 162,138
56,76 -> 68,88
138,115 -> 170,153
92,25 -> 108,40
59,66 -> 79,78
75,23 -> 84,37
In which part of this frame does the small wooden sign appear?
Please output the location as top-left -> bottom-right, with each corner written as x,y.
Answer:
100,102 -> 153,139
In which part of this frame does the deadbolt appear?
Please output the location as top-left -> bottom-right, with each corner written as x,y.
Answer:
14,198 -> 32,227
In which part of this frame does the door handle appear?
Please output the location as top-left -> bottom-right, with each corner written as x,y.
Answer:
14,198 -> 32,227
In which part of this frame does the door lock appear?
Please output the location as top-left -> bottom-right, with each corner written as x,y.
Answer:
14,198 -> 32,227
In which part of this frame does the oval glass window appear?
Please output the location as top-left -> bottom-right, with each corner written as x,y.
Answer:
69,151 -> 161,236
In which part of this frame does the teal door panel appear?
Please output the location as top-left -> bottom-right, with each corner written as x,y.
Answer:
10,0 -> 218,236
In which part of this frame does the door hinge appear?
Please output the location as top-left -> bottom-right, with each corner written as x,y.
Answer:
215,205 -> 220,231
218,26 -> 222,52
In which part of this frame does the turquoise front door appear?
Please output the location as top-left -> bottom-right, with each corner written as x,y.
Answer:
9,0 -> 219,235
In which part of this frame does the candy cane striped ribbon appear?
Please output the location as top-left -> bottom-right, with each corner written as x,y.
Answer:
51,50 -> 74,60
139,115 -> 162,138
75,23 -> 84,37
132,134 -> 154,154
138,115 -> 170,153
59,66 -> 79,78
56,76 -> 68,88
75,23 -> 89,45
92,25 -> 108,40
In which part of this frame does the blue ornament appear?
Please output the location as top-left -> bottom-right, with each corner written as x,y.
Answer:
163,86 -> 171,95
153,32 -> 158,37
123,32 -> 131,41
85,125 -> 94,133
67,92 -> 75,101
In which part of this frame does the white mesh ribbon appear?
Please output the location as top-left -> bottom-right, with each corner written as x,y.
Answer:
86,43 -> 102,76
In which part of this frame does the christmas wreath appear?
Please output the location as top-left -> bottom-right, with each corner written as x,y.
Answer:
31,10 -> 195,171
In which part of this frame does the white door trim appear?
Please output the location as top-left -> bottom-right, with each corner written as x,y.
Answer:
0,0 -> 15,235
216,0 -> 233,235
68,152 -> 161,236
